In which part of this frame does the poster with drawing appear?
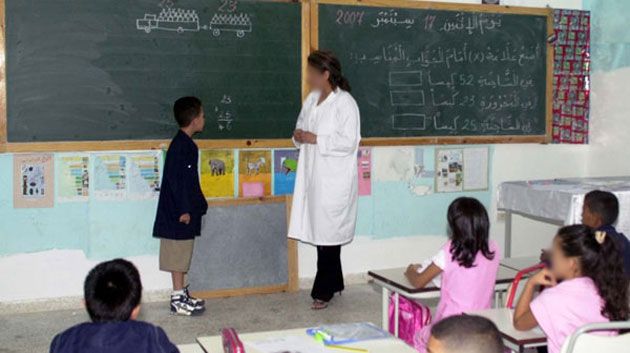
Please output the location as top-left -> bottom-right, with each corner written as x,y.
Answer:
93,154 -> 127,201
273,149 -> 299,196
435,149 -> 464,193
200,149 -> 235,198
357,147 -> 372,196
57,154 -> 90,203
239,150 -> 271,197
127,151 -> 162,200
13,154 -> 54,208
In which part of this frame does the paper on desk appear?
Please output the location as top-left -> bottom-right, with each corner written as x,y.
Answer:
247,336 -> 326,353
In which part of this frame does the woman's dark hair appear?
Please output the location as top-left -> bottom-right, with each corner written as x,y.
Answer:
307,50 -> 351,92
447,197 -> 494,268
556,225 -> 629,321
84,258 -> 142,322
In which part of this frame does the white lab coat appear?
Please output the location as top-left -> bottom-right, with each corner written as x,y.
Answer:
288,89 -> 361,246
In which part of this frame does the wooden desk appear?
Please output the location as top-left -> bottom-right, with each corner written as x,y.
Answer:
466,308 -> 547,353
500,256 -> 541,272
177,343 -> 204,353
368,266 -> 520,336
197,328 -> 418,353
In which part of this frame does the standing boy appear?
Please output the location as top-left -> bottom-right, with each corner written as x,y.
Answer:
153,96 -> 208,316
582,190 -> 630,277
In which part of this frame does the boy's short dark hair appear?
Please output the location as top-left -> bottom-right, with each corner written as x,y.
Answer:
84,259 -> 142,322
173,96 -> 202,127
584,190 -> 619,226
430,315 -> 504,353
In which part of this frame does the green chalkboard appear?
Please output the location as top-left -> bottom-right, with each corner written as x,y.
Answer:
6,0 -> 301,142
318,4 -> 550,138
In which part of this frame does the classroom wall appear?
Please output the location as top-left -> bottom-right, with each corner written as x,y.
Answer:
3,0 -> 629,305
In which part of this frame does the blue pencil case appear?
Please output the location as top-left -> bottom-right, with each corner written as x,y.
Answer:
306,322 -> 390,345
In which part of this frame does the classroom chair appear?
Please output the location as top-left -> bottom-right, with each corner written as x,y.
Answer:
505,264 -> 545,309
176,343 -> 205,353
560,322 -> 630,353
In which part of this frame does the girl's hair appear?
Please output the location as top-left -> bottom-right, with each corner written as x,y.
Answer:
307,50 -> 351,92
447,197 -> 494,268
556,224 -> 629,321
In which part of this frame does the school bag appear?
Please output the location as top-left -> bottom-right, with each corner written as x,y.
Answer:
388,294 -> 432,350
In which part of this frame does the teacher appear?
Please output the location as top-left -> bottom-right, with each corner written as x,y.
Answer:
288,50 -> 361,310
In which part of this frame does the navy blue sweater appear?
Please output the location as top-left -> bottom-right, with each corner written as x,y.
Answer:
153,130 -> 208,240
50,321 -> 178,353
599,224 -> 630,278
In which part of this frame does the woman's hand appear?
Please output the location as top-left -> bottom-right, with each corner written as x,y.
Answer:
301,131 -> 317,144
293,129 -> 304,143
528,268 -> 557,288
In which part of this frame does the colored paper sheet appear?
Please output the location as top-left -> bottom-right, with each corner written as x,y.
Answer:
200,149 -> 235,198
463,147 -> 489,191
13,154 -> 54,208
357,147 -> 372,196
238,150 -> 271,197
273,149 -> 299,195
57,154 -> 89,203
436,149 -> 464,193
93,154 -> 127,201
127,151 -> 161,200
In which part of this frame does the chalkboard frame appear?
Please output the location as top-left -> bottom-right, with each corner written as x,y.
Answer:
0,0 -> 554,152
0,0 -> 308,153
311,0 -> 554,145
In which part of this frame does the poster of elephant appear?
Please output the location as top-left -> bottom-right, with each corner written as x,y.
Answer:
238,150 -> 272,197
200,149 -> 235,198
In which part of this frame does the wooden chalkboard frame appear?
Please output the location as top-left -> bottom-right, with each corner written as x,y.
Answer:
311,0 -> 554,146
0,0 -> 553,152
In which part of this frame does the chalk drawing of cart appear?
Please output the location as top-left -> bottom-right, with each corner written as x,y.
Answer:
209,13 -> 252,38
136,8 -> 200,34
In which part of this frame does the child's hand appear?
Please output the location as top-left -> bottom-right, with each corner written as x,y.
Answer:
405,264 -> 422,276
529,268 -> 557,288
179,213 -> 191,225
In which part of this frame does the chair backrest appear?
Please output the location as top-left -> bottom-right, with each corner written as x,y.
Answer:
505,263 -> 545,309
561,322 -> 630,353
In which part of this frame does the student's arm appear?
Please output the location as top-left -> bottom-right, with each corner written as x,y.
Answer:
315,98 -> 360,157
167,146 -> 192,218
513,268 -> 556,331
405,263 -> 443,289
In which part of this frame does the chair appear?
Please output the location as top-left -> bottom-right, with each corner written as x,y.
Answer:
561,322 -> 630,353
504,263 -> 545,308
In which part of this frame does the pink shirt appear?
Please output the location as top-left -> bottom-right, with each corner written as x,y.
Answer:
530,277 -> 611,353
434,240 -> 500,321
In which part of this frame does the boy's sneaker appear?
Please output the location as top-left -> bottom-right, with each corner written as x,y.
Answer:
170,293 -> 205,316
183,285 -> 206,308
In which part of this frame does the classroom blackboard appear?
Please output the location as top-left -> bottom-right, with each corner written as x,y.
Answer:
317,3 -> 550,139
5,0 -> 301,142
188,200 -> 289,293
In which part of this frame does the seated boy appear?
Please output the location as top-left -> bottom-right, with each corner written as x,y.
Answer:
427,315 -> 504,353
50,259 -> 178,353
582,190 -> 630,277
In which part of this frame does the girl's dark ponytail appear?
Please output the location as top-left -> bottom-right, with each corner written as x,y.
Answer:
557,225 -> 629,321
307,50 -> 352,93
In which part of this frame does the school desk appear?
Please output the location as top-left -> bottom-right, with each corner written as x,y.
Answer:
177,343 -> 204,353
368,266 -> 520,336
196,327 -> 418,353
498,177 -> 630,257
500,256 -> 541,272
466,308 -> 547,353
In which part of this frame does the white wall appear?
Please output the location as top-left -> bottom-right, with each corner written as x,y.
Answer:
7,0 -> 627,306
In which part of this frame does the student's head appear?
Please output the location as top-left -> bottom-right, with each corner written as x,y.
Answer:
84,259 -> 142,322
582,190 -> 619,229
427,315 -> 504,353
447,197 -> 494,268
550,224 -> 629,321
307,50 -> 351,93
173,96 -> 204,132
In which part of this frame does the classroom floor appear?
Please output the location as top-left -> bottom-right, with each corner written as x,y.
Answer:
0,284 -> 387,353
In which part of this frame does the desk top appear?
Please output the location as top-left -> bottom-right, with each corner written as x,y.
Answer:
197,328 -> 418,353
368,266 -> 519,294
500,256 -> 541,272
466,308 -> 547,346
